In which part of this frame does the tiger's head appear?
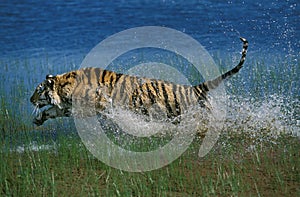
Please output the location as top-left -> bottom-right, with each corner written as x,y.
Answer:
30,70 -> 85,125
30,75 -> 63,110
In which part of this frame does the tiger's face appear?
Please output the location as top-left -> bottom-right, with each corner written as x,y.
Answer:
30,71 -> 79,125
30,75 -> 62,111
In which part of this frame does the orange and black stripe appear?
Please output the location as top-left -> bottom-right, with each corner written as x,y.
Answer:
73,37 -> 247,120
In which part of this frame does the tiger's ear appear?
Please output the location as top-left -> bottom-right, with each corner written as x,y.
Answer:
46,74 -> 55,79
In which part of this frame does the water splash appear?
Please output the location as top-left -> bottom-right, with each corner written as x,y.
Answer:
91,92 -> 298,150
99,104 -> 212,138
223,94 -> 299,139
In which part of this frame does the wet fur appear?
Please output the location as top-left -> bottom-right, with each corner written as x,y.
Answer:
30,38 -> 248,125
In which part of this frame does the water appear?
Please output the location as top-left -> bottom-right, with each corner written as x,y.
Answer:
0,0 -> 299,139
1,1 -> 298,55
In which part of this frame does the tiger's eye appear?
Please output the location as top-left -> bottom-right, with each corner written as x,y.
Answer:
38,84 -> 44,93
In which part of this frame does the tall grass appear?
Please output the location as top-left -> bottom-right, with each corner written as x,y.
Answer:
1,130 -> 299,196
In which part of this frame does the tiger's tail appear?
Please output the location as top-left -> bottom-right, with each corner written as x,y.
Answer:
196,37 -> 248,91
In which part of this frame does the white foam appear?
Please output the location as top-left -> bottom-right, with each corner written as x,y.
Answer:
12,141 -> 57,153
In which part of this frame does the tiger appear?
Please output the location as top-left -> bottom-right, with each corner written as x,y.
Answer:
30,37 -> 248,126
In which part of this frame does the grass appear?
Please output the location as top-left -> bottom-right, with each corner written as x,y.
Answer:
1,129 -> 299,196
0,54 -> 299,196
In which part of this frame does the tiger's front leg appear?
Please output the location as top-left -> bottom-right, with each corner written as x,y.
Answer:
34,106 -> 70,126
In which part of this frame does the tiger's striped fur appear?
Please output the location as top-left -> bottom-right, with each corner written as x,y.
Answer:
30,37 -> 248,126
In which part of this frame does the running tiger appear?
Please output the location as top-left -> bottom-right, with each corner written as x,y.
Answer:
30,37 -> 248,126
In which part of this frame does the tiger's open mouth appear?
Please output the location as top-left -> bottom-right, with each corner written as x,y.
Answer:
32,103 -> 52,120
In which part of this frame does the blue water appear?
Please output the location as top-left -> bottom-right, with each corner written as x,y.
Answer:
1,0 -> 298,56
0,0 -> 299,136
